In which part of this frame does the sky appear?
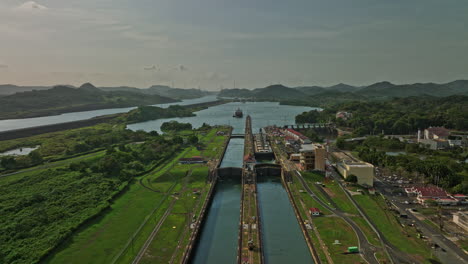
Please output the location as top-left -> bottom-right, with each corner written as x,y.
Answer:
0,0 -> 467,90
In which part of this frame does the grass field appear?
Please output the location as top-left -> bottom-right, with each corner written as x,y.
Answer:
312,217 -> 363,264
44,127 -> 229,264
289,174 -> 363,264
353,193 -> 434,263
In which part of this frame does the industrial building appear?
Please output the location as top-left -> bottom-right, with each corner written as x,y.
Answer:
336,160 -> 374,186
299,143 -> 326,171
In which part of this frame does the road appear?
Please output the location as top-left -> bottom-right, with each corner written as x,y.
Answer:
374,178 -> 468,264
293,170 -> 379,264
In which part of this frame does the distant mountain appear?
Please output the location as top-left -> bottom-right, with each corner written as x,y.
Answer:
294,86 -> 325,95
326,83 -> 360,92
217,80 -> 468,106
218,88 -> 253,98
100,85 -> 213,100
0,84 -> 58,95
252,84 -> 306,99
0,83 -> 177,120
357,81 -> 468,97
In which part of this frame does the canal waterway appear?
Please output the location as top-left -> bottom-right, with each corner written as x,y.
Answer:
128,101 -> 315,134
0,95 -> 218,132
191,138 -> 244,264
257,175 -> 313,264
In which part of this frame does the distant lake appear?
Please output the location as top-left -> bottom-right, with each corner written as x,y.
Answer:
0,96 -> 218,132
127,101 -> 316,134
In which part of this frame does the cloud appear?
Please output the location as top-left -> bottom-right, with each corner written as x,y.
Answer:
226,30 -> 339,41
144,65 -> 159,71
175,64 -> 188,71
0,64 -> 8,69
16,1 -> 48,11
205,72 -> 229,81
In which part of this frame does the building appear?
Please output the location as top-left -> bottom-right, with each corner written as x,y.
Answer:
424,127 -> 450,140
404,185 -> 449,204
336,111 -> 352,120
309,208 -> 321,216
284,128 -> 311,144
314,144 -> 326,171
300,143 -> 326,171
418,138 -> 449,150
289,153 -> 301,162
453,212 -> 468,232
300,144 -> 315,170
336,160 -> 374,186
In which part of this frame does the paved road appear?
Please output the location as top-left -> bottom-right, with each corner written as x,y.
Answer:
374,179 -> 468,264
294,171 -> 379,264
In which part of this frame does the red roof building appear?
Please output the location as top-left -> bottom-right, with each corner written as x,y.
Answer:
424,127 -> 450,140
405,185 -> 450,204
309,207 -> 321,216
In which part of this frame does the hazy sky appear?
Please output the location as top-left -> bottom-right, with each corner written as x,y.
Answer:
0,0 -> 467,89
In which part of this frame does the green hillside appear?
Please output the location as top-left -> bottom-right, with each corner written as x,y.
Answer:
0,83 -> 177,120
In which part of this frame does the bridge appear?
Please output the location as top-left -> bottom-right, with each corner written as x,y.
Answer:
283,123 -> 335,129
230,134 -> 245,138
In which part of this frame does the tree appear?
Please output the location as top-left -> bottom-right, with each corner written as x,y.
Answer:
188,135 -> 199,145
1,156 -> 16,170
172,136 -> 183,145
336,137 -> 345,149
345,174 -> 358,183
29,151 -> 43,164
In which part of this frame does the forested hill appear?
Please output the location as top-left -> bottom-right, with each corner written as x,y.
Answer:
0,83 -> 177,120
218,80 -> 468,106
99,85 -> 213,100
0,84 -> 213,100
296,95 -> 468,135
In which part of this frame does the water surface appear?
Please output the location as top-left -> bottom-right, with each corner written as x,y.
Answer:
0,146 -> 39,156
257,175 -> 313,264
0,96 -> 217,132
128,101 -> 315,134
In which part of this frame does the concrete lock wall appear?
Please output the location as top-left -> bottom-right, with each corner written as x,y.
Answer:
255,165 -> 282,177
216,167 -> 243,179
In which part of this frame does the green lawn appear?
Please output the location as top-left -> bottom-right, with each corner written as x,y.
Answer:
313,217 -> 363,264
289,174 -> 363,263
350,216 -> 380,246
45,127 -> 228,264
302,172 -> 359,215
353,194 -> 434,263
139,166 -> 209,264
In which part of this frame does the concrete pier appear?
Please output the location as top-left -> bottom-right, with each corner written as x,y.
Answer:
238,115 -> 263,264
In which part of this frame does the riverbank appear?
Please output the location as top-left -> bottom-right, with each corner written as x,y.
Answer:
0,100 -> 227,141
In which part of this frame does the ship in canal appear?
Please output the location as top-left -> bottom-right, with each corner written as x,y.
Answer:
233,108 -> 243,118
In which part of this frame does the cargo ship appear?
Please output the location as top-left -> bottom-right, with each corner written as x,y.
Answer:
233,108 -> 243,118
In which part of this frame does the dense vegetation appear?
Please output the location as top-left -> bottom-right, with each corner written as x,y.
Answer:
338,136 -> 468,194
122,105 -> 194,123
0,83 -> 176,120
100,85 -> 213,100
0,124 -> 207,264
299,95 -> 468,135
160,121 -> 193,132
295,109 -> 331,124
0,124 -> 149,172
